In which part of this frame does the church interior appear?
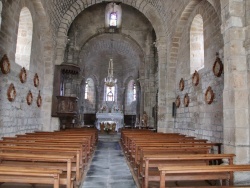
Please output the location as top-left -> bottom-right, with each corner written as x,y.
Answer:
0,0 -> 250,187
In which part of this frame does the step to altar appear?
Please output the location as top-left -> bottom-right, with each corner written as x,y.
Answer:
98,132 -> 121,142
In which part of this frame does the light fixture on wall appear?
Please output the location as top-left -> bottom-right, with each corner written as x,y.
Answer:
105,35 -> 117,87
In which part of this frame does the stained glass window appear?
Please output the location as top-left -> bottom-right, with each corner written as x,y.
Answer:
109,12 -> 117,27
84,81 -> 88,99
133,83 -> 136,101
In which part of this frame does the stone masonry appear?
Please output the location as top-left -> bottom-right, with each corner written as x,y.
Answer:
0,0 -> 250,184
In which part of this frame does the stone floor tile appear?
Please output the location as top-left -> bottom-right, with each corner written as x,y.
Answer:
81,138 -> 137,188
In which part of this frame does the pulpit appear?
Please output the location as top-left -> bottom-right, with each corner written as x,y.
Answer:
56,96 -> 78,129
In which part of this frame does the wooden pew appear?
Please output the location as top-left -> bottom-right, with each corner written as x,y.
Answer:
0,165 -> 62,188
0,145 -> 83,185
1,137 -> 91,161
141,153 -> 235,188
26,131 -> 97,147
0,152 -> 74,188
136,147 -> 211,178
130,142 -> 215,167
158,165 -> 250,188
0,129 -> 96,188
0,141 -> 87,163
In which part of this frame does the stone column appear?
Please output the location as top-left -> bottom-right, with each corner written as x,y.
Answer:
221,0 -> 250,172
139,81 -> 144,122
155,39 -> 170,132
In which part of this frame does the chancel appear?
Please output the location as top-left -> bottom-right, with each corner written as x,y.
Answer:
1,0 -> 250,187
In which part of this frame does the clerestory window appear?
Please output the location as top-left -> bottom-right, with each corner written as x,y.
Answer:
15,7 -> 33,70
190,14 -> 204,74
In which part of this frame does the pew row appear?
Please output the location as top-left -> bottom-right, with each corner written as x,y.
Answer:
0,165 -> 62,188
0,128 -> 98,188
158,165 -> 250,188
141,153 -> 235,188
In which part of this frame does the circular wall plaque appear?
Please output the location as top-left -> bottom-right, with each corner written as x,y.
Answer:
213,56 -> 223,77
0,54 -> 10,74
175,96 -> 180,108
184,93 -> 189,107
192,70 -> 199,86
205,86 -> 214,104
37,90 -> 42,107
34,73 -> 39,87
179,78 -> 184,91
7,83 -> 16,102
26,90 -> 33,105
19,67 -> 27,83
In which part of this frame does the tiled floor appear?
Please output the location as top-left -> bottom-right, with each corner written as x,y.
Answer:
81,140 -> 137,188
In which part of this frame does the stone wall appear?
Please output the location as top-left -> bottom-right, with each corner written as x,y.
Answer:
0,0 -> 47,137
175,69 -> 224,143
174,0 -> 224,143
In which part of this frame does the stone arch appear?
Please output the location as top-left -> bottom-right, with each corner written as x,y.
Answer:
78,33 -> 145,80
170,0 -> 221,63
170,0 -> 201,63
79,32 -> 144,62
55,0 -> 166,65
206,0 -> 221,17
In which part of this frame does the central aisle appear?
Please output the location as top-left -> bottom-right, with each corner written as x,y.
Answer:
81,134 -> 137,188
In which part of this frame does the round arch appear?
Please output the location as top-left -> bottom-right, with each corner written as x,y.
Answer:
55,0 -> 166,65
78,33 -> 145,82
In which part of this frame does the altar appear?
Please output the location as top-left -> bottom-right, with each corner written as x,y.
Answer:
96,112 -> 124,132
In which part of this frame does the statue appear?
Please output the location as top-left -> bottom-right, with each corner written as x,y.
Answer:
100,105 -> 107,113
141,111 -> 148,127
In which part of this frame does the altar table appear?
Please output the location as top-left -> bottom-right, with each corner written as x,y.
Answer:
96,112 -> 124,132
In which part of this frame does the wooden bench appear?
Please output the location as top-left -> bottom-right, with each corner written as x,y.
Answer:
1,137 -> 91,161
158,165 -> 250,188
136,147 -> 211,178
141,154 -> 235,188
0,165 -> 62,188
130,142 -> 215,167
0,145 -> 83,185
0,152 -> 75,188
0,129 -> 96,188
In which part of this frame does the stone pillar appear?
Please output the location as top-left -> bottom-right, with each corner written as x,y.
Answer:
55,35 -> 68,65
221,0 -> 250,170
139,81 -> 145,122
155,39 -> 170,132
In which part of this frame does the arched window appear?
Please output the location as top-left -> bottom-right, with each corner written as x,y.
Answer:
105,3 -> 122,29
133,83 -> 136,101
126,80 -> 136,104
84,78 -> 95,101
15,7 -> 33,70
84,81 -> 89,99
109,12 -> 117,27
106,86 -> 115,101
190,14 -> 204,74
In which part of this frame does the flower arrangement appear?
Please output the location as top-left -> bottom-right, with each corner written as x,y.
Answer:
104,124 -> 112,134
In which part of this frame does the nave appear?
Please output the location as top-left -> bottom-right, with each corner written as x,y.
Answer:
81,134 -> 137,188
